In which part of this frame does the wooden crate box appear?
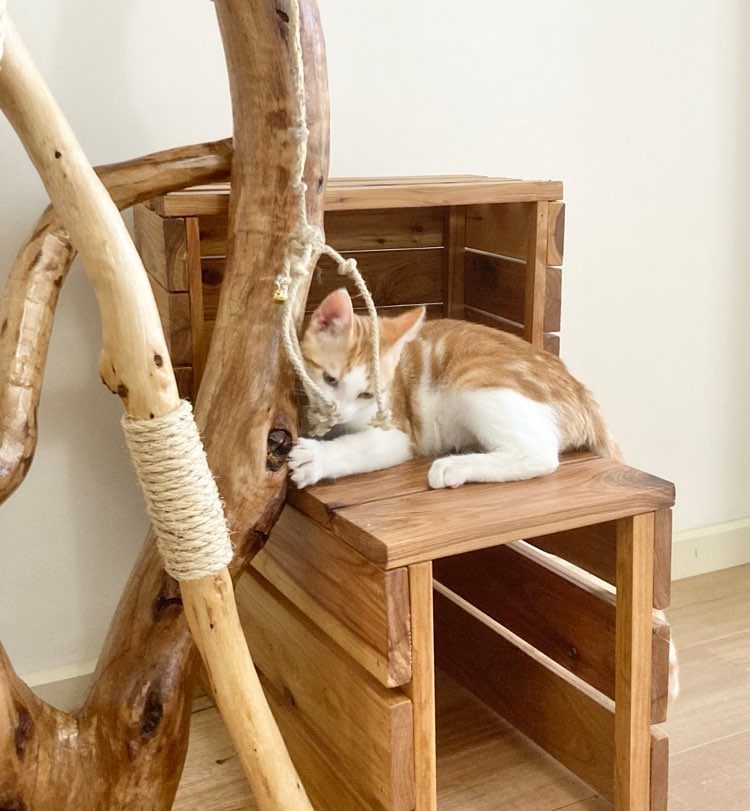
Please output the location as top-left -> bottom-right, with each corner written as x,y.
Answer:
136,176 -> 673,811
134,175 -> 566,399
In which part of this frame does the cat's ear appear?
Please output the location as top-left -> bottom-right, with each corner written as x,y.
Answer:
381,306 -> 426,351
309,288 -> 354,337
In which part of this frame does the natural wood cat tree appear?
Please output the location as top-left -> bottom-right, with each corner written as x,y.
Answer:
0,1 -> 327,807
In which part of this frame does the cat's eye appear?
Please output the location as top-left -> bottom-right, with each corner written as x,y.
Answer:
358,392 -> 374,400
323,372 -> 338,388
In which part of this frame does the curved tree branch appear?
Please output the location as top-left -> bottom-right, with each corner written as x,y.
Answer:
0,138 -> 232,504
0,0 -> 329,806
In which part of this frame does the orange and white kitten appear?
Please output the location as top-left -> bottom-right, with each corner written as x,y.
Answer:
288,288 -> 620,489
289,291 -> 681,703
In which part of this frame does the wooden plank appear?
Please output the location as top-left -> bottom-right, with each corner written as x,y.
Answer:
548,201 -> 566,266
653,509 -> 672,608
288,452 -> 598,526
615,514 -> 654,811
236,570 -> 416,811
463,305 -> 560,354
326,207 -> 445,251
307,249 -> 445,310
330,456 -> 675,569
200,251 -> 444,319
251,505 -> 411,687
173,365 -> 193,401
432,541 -> 670,721
133,203 -> 188,291
185,217 -> 207,395
529,513 -> 672,611
434,584 -> 665,804
445,206 -> 466,318
465,202 -> 530,260
194,207 -> 446,257
147,275 -> 192,365
196,213 -> 230,257
650,727 -> 669,811
324,180 -> 564,212
434,584 -> 615,798
464,251 -> 561,331
402,563 -> 437,811
525,201 -> 549,347
155,179 -> 565,217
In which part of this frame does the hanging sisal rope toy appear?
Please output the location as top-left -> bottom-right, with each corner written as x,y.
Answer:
274,0 -> 392,438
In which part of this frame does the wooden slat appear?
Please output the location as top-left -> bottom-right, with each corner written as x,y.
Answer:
325,207 -> 445,251
614,514 -> 654,811
155,178 -> 564,217
307,249 -> 444,310
434,584 -> 665,804
445,207 -> 466,318
173,366 -> 193,401
403,563 -> 437,811
525,201 -> 549,347
463,305 -> 560,354
324,180 -> 564,212
147,275 -> 192,365
432,541 -> 671,721
200,251 -> 444,320
287,452 -> 598,527
196,213 -> 230,257
251,505 -> 411,687
465,202 -> 530,260
133,203 -> 188,291
185,217 -> 206,395
329,456 -> 675,569
528,511 -> 673,611
195,207 -> 445,258
649,727 -> 669,811
259,670 -> 375,811
464,251 -> 561,331
236,570 -> 415,811
653,509 -> 672,608
548,201 -> 566,266
466,200 -> 563,266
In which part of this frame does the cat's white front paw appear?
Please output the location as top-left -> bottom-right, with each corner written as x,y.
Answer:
288,437 -> 325,488
428,457 -> 468,489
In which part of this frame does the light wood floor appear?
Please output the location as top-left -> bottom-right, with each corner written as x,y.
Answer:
174,564 -> 750,811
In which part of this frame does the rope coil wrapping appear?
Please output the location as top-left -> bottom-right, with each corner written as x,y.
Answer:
276,0 -> 392,437
122,400 -> 233,580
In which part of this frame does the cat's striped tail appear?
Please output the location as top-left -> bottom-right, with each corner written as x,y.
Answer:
585,396 -> 623,462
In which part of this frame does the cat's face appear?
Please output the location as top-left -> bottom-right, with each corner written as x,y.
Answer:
301,289 -> 425,425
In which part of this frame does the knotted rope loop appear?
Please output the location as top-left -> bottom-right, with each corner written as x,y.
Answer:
273,0 -> 393,436
122,400 -> 233,581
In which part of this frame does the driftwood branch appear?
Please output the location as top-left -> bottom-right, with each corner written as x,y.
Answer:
0,138 -> 233,503
0,0 -> 329,806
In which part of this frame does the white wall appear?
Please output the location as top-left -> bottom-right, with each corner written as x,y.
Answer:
1,1 -> 748,679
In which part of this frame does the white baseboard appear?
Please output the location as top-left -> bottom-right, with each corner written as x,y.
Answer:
672,517 -> 750,580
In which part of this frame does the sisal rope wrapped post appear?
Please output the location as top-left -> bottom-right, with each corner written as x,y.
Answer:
122,401 -> 232,580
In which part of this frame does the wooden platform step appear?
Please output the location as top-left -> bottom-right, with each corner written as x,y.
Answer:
287,452 -> 675,569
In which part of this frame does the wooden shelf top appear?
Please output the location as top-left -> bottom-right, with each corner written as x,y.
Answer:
151,174 -> 564,217
287,452 -> 675,570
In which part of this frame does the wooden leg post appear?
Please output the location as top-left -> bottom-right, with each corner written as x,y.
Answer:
615,513 -> 655,810
404,562 -> 438,811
